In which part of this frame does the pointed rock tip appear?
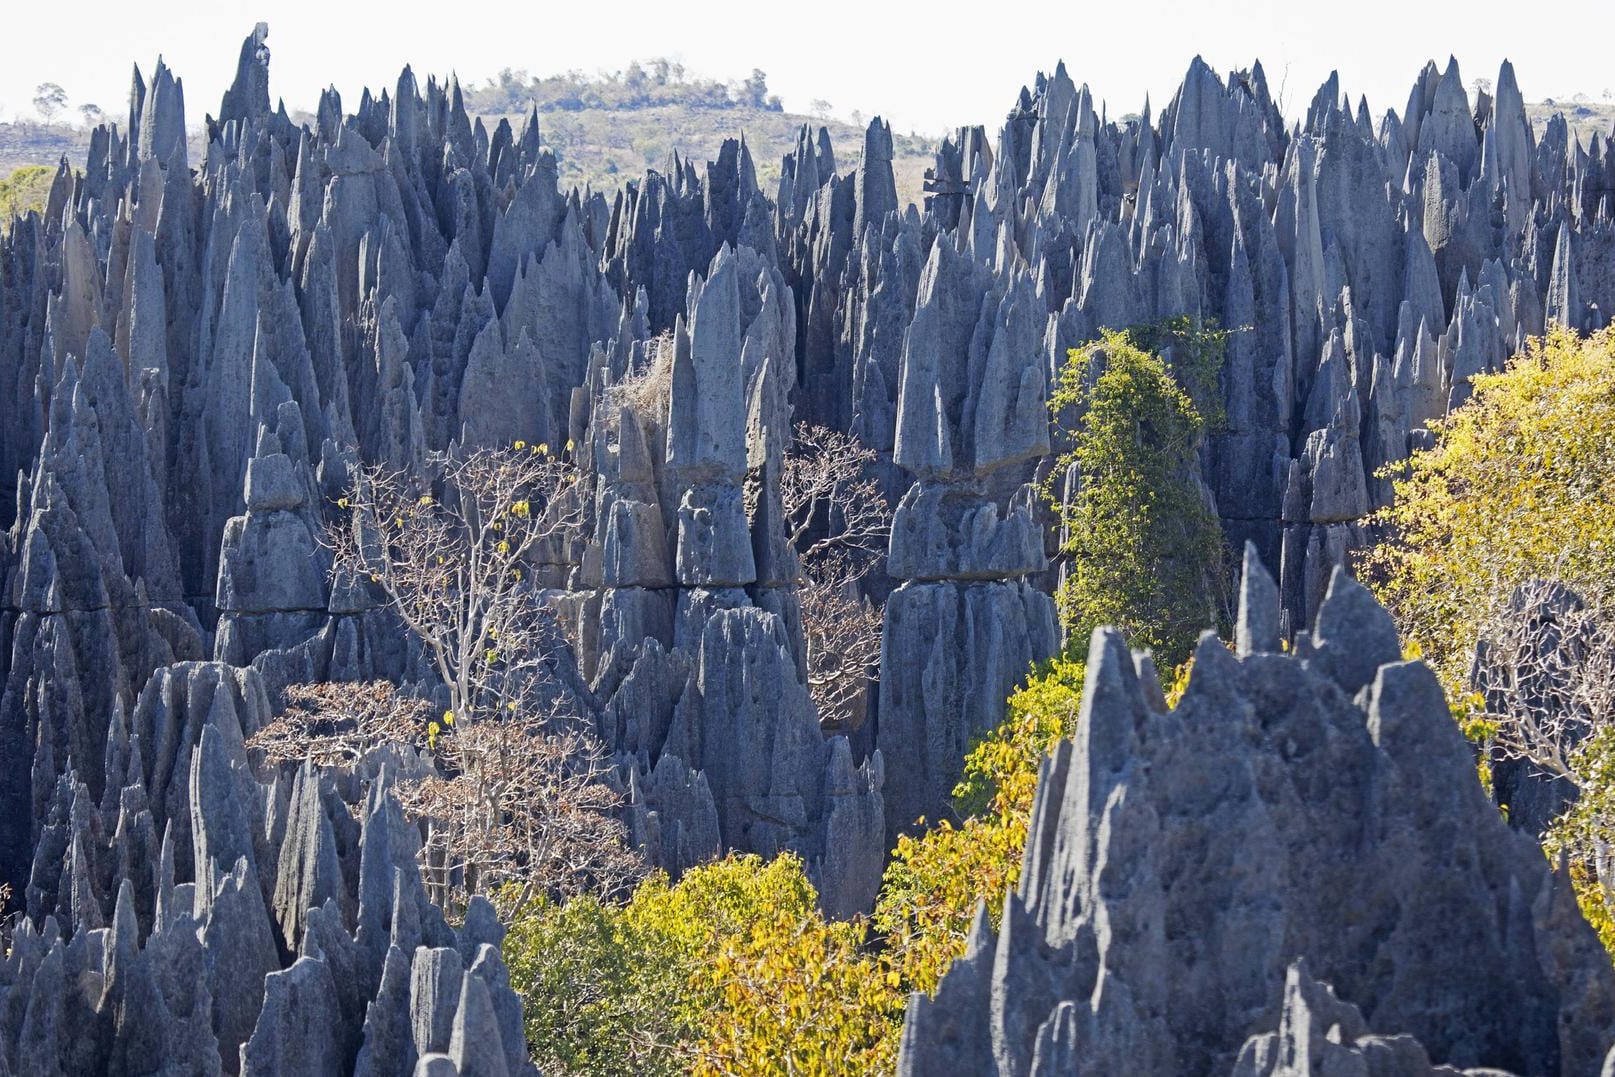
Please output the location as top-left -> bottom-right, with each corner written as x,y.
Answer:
1310,565 -> 1402,693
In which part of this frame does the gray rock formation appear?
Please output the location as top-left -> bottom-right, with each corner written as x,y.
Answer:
4,21 -> 1615,1074
577,244 -> 886,916
0,659 -> 533,1077
897,557 -> 1615,1076
879,238 -> 1059,843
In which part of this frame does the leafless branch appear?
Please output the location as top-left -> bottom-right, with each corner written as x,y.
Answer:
251,681 -> 643,912
781,422 -> 890,571
403,716 -> 643,909
1473,579 -> 1615,785
248,681 -> 431,769
326,445 -> 587,727
799,554 -> 883,733
601,331 -> 674,423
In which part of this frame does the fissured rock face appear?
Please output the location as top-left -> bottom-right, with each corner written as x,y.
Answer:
4,21 -> 1614,1074
898,556 -> 1615,1076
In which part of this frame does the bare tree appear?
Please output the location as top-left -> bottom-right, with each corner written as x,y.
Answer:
405,717 -> 640,908
1470,579 -> 1615,915
798,554 -> 884,732
32,83 -> 67,129
249,681 -> 430,769
330,445 -> 586,726
781,424 -> 891,730
601,331 -> 674,422
1472,580 -> 1615,784
782,422 -> 889,570
250,682 -> 641,912
314,446 -> 641,910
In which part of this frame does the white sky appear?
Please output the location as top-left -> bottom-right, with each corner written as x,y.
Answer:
3,0 -> 1611,137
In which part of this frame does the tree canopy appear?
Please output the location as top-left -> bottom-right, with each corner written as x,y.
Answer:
1048,320 -> 1230,669
1370,324 -> 1615,956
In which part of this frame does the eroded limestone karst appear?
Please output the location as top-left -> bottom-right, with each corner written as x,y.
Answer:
0,21 -> 1612,1074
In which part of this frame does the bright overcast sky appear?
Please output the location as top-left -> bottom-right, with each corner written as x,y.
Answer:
3,0 -> 1610,136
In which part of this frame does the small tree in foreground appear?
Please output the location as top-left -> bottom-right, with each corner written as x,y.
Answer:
506,853 -> 895,1077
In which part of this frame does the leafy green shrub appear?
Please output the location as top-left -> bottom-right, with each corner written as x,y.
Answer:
505,853 -> 898,1075
503,892 -> 682,1077
1048,322 -> 1230,669
1543,727 -> 1615,957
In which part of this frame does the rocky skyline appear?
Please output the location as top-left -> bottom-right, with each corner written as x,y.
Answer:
0,20 -> 1610,1075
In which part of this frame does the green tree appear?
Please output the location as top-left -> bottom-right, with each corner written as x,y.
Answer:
1048,321 -> 1229,669
505,853 -> 899,1076
502,892 -> 679,1077
32,82 -> 67,128
1370,326 -> 1615,694
0,165 -> 57,230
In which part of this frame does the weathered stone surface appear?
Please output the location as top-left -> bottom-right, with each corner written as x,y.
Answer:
239,956 -> 344,1076
674,484 -> 756,586
660,607 -> 884,912
879,580 -> 1057,843
887,480 -> 1045,581
1233,961 -> 1469,1077
898,569 -> 1615,1076
6,24 -> 1615,1077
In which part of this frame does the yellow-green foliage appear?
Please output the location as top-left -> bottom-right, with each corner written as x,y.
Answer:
873,659 -> 1085,1001
505,853 -> 899,1076
1370,325 -> 1615,959
1370,325 -> 1615,693
0,165 -> 55,229
506,660 -> 1092,1075
697,902 -> 894,1076
1049,321 -> 1229,669
502,890 -> 683,1077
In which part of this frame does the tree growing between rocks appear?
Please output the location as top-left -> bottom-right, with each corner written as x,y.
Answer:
1048,321 -> 1230,669
781,422 -> 891,730
332,445 -> 584,725
1371,325 -> 1615,952
254,447 -> 641,911
874,657 -> 1085,999
251,682 -> 641,909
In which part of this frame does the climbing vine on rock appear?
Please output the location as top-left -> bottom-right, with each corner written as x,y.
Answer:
1047,321 -> 1231,669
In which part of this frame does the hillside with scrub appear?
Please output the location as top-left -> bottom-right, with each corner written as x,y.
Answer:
0,20 -> 1614,1077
